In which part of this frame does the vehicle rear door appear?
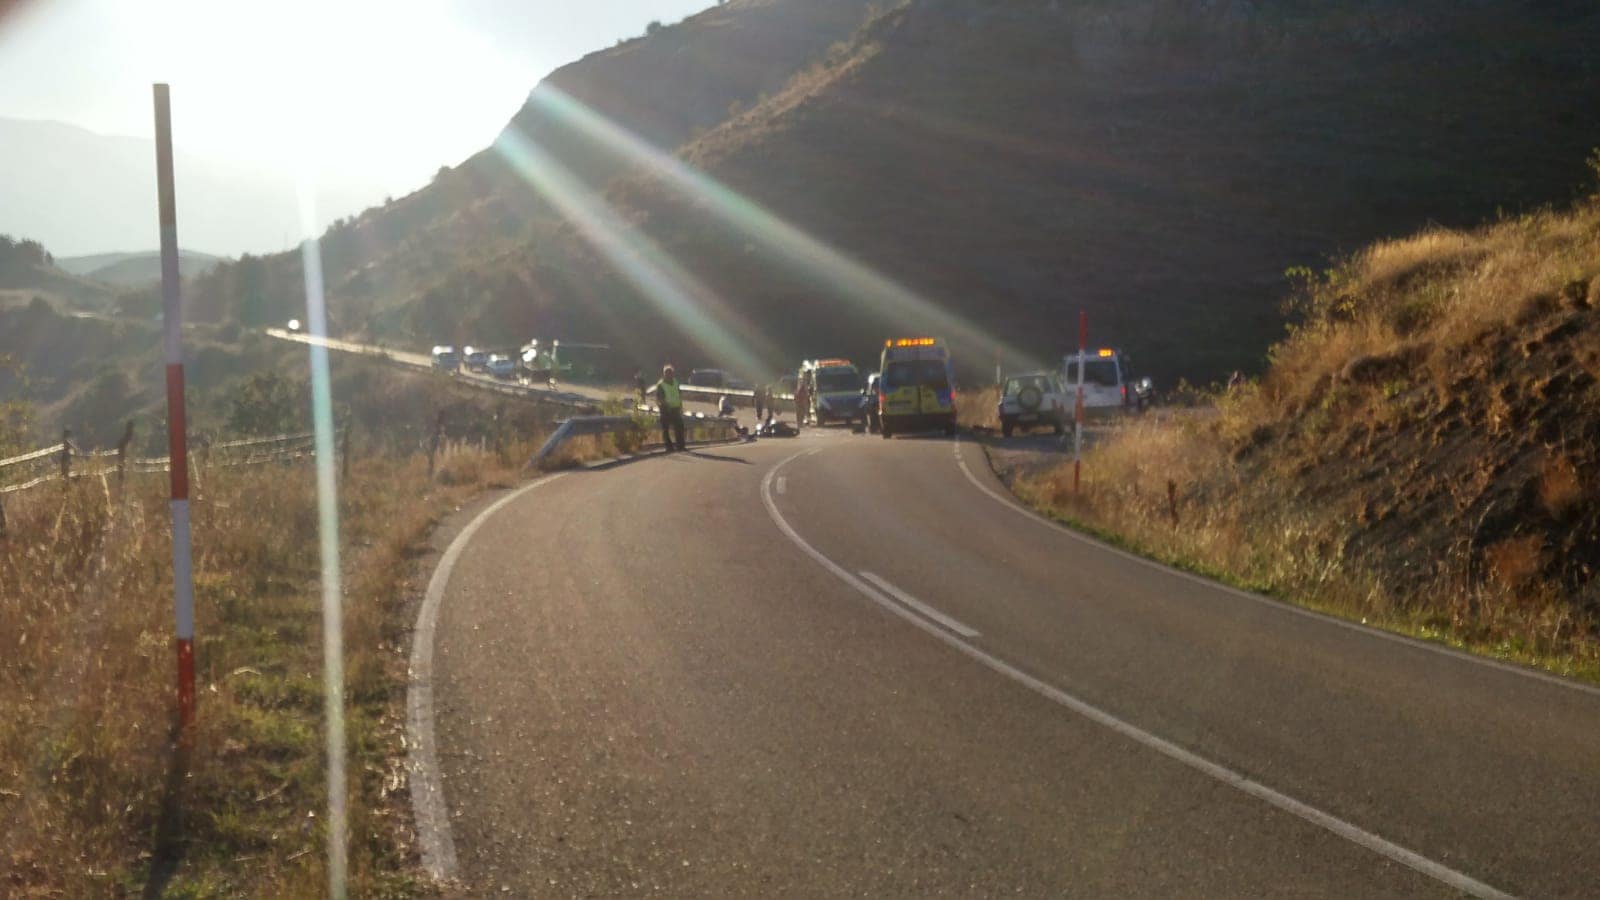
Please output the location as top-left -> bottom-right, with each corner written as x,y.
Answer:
1067,356 -> 1124,409
880,362 -> 920,420
918,360 -> 954,416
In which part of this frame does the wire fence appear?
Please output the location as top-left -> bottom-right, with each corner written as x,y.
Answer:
0,428 -> 321,525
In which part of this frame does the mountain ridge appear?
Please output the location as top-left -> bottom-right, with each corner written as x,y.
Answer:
188,0 -> 1600,384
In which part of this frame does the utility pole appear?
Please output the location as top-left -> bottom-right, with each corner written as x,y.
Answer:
154,83 -> 196,730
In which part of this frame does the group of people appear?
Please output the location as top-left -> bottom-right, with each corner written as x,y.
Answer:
635,364 -> 816,453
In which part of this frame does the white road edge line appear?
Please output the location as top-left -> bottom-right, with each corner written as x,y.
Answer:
407,472 -> 567,881
761,450 -> 1511,900
952,437 -> 1600,699
860,571 -> 981,637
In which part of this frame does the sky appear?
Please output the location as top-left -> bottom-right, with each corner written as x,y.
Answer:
0,0 -> 713,210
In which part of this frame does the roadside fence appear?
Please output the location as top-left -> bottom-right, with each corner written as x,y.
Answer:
0,426 -> 328,535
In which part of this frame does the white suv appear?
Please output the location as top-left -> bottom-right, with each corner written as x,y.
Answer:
998,372 -> 1067,437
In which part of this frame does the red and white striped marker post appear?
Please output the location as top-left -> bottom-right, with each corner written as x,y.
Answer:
154,83 -> 196,729
1073,310 -> 1086,495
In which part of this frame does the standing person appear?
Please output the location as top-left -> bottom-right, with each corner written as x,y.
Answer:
794,371 -> 810,429
635,370 -> 647,406
653,365 -> 687,451
755,385 -> 765,421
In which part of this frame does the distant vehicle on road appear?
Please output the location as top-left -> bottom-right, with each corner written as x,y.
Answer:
687,368 -> 728,389
726,376 -> 752,392
1062,347 -> 1154,414
431,345 -> 461,372
999,372 -> 1067,437
486,354 -> 516,380
878,337 -> 957,438
807,358 -> 866,427
463,346 -> 490,372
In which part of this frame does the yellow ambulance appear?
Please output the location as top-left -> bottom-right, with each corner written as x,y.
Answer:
877,337 -> 957,438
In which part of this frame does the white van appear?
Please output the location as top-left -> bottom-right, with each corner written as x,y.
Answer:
1062,348 -> 1152,414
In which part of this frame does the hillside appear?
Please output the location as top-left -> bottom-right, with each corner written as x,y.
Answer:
0,117 -> 385,257
1009,193 -> 1600,675
0,235 -> 111,308
185,0 -> 878,333
57,249 -> 224,286
190,0 -> 1600,384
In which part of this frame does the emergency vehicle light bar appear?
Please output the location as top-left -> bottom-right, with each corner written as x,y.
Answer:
887,338 -> 938,347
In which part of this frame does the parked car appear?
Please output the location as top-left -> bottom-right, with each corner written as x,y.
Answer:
998,372 -> 1067,436
431,345 -> 460,372
486,354 -> 517,380
463,346 -> 490,372
807,358 -> 865,427
1062,347 -> 1153,414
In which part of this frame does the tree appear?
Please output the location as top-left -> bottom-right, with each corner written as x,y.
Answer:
227,371 -> 306,436
0,354 -> 34,457
646,19 -> 663,35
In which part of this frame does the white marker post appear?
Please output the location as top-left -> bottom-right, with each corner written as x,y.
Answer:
154,83 -> 196,729
1073,310 -> 1085,496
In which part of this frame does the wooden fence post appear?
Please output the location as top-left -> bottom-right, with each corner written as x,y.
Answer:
59,428 -> 72,484
116,420 -> 135,494
427,414 -> 443,478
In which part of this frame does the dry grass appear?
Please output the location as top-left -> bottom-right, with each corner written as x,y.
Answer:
0,433 -> 542,895
997,198 -> 1600,683
1268,203 -> 1600,416
1537,453 -> 1584,519
1484,534 -> 1545,590
955,384 -> 1000,430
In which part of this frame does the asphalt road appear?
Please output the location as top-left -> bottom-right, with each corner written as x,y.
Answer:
418,425 -> 1600,897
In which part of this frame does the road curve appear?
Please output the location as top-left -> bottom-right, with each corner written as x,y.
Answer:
418,427 -> 1600,897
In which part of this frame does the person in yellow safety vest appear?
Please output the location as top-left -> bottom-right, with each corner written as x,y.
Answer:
653,364 -> 687,452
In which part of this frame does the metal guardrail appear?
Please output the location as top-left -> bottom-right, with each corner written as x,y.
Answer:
526,413 -> 742,470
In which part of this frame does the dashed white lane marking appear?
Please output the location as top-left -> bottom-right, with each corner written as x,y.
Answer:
951,437 -> 1600,698
762,449 -> 1511,900
776,475 -> 787,495
407,473 -> 566,881
860,571 -> 981,637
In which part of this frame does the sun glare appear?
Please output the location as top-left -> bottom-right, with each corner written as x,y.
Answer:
132,0 -> 532,197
